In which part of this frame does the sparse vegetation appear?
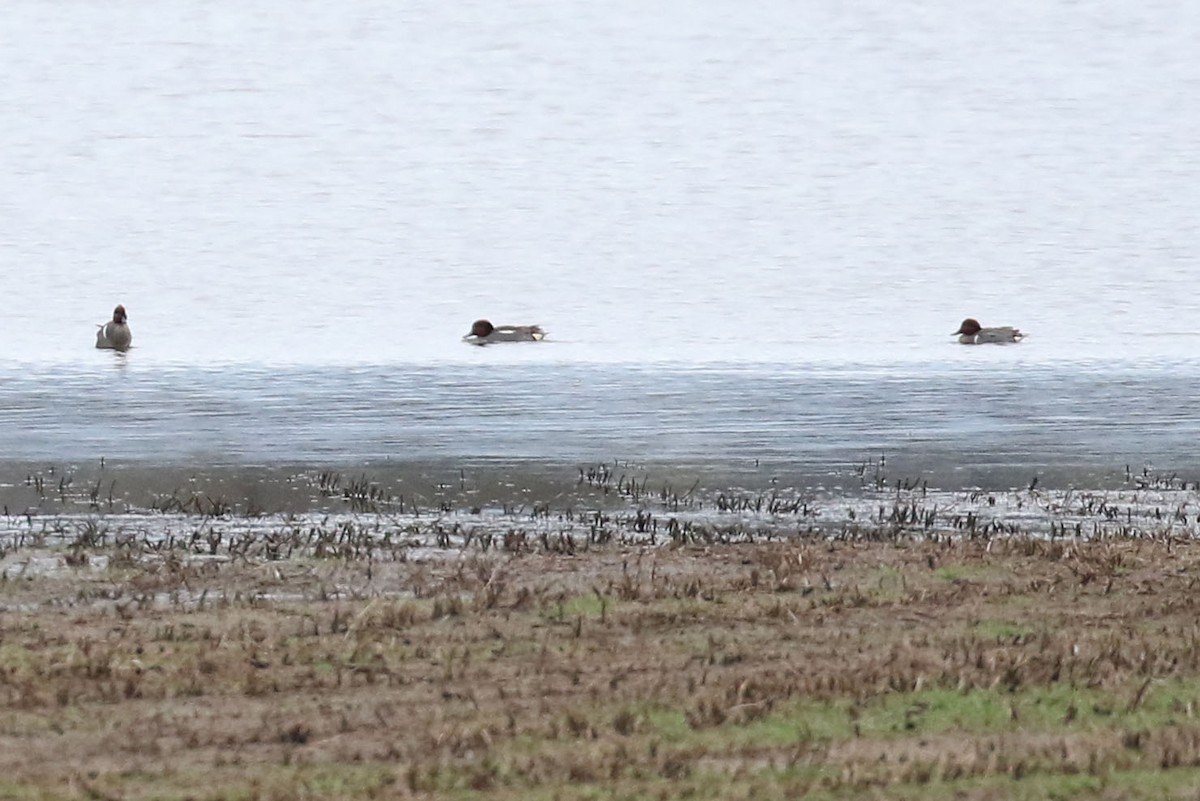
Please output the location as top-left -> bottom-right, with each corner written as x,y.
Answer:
3,461 -> 1200,799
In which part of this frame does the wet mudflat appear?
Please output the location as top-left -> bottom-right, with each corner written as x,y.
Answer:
4,462 -> 1200,800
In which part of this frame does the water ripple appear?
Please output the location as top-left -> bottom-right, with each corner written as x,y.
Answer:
3,363 -> 1199,482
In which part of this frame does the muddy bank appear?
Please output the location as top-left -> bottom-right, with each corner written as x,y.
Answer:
5,533 -> 1200,800
4,459 -> 1200,594
5,452 -> 1200,799
0,455 -> 1190,520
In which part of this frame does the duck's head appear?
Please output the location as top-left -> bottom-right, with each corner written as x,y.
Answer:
113,305 -> 128,324
953,318 -> 981,336
468,319 -> 494,338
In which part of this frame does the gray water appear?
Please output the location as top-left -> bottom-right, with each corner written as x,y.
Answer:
3,0 -> 1199,486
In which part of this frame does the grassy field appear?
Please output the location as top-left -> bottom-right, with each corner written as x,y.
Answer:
4,526 -> 1200,800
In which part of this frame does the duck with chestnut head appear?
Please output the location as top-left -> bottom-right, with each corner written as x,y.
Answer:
96,304 -> 133,351
463,319 -> 545,346
953,318 -> 1024,345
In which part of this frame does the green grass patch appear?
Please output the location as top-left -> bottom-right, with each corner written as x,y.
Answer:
557,593 -> 610,619
633,679 -> 1200,750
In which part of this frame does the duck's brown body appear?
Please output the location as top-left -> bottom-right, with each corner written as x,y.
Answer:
96,304 -> 132,351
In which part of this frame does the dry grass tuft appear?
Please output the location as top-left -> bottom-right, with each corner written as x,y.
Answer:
8,463 -> 1200,799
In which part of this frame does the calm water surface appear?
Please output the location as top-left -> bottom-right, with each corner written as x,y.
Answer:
2,0 -> 1198,482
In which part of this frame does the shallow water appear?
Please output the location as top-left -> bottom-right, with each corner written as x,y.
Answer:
2,0 -> 1198,484
2,361 -> 1199,489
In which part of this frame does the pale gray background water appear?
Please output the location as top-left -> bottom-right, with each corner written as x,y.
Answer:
2,0 -> 1198,484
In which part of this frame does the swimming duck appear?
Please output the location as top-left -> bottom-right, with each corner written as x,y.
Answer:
463,319 -> 546,345
953,318 -> 1024,345
96,304 -> 133,351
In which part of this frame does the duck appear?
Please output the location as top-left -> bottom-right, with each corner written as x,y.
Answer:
953,318 -> 1024,345
463,319 -> 546,346
95,304 -> 133,351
